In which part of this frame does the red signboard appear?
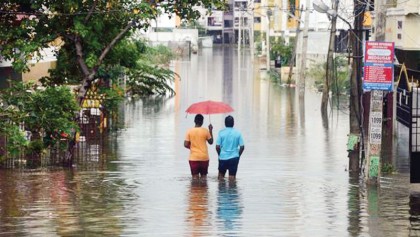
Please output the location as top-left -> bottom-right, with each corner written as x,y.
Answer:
363,41 -> 395,91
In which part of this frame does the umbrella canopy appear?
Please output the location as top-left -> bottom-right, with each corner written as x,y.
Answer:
185,100 -> 233,115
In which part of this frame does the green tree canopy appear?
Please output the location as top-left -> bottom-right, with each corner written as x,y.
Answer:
0,0 -> 225,102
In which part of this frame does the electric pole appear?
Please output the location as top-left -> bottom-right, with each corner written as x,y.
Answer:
348,0 -> 365,172
266,8 -> 272,71
321,0 -> 339,120
287,6 -> 303,85
298,0 -> 310,95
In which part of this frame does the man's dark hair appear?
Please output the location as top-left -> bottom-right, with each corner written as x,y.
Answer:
225,115 -> 234,127
194,114 -> 204,125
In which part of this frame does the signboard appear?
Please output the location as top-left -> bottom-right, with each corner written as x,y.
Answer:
363,41 -> 395,91
369,112 -> 382,144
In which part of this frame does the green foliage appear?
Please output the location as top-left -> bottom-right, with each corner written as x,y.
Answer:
0,0 -> 224,114
0,0 -> 225,74
143,44 -> 177,66
268,69 -> 281,83
127,61 -> 176,96
27,140 -> 44,154
99,86 -> 125,113
0,82 -> 79,156
270,37 -> 294,64
308,56 -> 350,95
0,81 -> 33,118
25,86 -> 80,137
179,20 -> 207,36
0,123 -> 28,156
381,163 -> 396,174
254,31 -> 263,55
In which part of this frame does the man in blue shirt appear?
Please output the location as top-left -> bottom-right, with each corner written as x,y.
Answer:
216,116 -> 245,181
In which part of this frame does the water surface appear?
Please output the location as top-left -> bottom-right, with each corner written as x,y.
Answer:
0,46 -> 417,237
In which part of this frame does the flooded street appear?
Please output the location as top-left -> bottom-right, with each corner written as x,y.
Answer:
0,46 -> 419,236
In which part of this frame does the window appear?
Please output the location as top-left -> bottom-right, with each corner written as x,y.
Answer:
208,17 -> 215,26
234,2 -> 247,10
243,17 -> 248,26
397,33 -> 402,40
397,21 -> 402,29
224,20 -> 233,28
254,17 -> 261,23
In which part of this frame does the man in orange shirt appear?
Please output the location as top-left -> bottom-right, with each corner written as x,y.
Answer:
184,114 -> 213,180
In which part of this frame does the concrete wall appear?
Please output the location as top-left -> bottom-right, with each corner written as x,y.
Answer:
0,46 -> 57,87
141,29 -> 199,48
22,61 -> 56,83
296,31 -> 329,71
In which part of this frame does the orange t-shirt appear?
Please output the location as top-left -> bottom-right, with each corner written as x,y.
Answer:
185,127 -> 212,161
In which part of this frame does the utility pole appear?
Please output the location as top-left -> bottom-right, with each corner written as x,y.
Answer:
348,0 -> 365,172
287,6 -> 303,85
266,8 -> 272,70
250,9 -> 254,57
238,8 -> 242,52
373,0 -> 393,170
321,0 -> 339,119
298,0 -> 310,95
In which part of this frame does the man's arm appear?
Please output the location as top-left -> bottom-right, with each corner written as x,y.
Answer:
216,145 -> 221,156
207,124 -> 213,145
239,146 -> 244,157
184,140 -> 191,149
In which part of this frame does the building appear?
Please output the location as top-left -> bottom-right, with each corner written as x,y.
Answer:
0,44 -> 58,89
386,0 -> 420,70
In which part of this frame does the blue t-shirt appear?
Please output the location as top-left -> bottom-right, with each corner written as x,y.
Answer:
216,127 -> 244,160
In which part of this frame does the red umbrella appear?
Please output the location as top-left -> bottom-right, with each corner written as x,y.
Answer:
186,100 -> 233,115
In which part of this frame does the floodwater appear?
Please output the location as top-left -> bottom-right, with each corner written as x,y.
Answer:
0,46 -> 419,236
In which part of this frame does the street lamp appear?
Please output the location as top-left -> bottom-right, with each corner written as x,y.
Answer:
313,0 -> 353,66
313,0 -> 353,30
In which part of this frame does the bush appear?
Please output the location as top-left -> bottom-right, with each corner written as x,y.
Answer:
308,55 -> 350,95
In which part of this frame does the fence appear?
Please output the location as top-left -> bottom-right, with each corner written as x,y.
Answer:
0,98 -> 110,169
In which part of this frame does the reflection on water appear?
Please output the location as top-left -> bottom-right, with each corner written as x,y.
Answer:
216,180 -> 243,235
410,192 -> 420,236
0,169 -> 126,236
0,46 -> 420,236
186,180 -> 210,237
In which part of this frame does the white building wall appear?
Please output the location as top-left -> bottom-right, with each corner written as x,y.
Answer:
141,29 -> 199,47
386,1 -> 420,51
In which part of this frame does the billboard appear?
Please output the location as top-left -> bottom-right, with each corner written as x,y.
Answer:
363,41 -> 395,91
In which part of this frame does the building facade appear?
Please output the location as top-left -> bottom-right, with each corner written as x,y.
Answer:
386,0 -> 420,70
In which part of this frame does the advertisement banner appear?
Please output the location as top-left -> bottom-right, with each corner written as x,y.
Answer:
363,41 -> 395,91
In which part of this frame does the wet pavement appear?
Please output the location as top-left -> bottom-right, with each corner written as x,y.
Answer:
0,46 -> 419,236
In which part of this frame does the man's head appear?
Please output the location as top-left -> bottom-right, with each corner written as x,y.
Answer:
225,115 -> 234,127
194,114 -> 204,126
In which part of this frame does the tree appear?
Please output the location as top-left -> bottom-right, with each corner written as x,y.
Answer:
270,37 -> 293,65
0,0 -> 226,103
0,82 -> 79,158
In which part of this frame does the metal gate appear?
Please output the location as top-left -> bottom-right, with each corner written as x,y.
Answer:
396,64 -> 420,183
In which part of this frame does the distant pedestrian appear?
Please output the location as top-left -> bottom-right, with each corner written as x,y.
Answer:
216,115 -> 245,181
184,114 -> 213,180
